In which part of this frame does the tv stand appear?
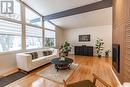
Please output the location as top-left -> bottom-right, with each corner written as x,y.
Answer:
74,45 -> 93,56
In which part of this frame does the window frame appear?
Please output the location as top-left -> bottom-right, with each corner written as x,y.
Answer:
24,5 -> 44,50
0,0 -> 23,54
0,15 -> 22,54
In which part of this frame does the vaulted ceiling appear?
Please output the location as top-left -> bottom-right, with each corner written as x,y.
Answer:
51,7 -> 112,29
24,0 -> 112,29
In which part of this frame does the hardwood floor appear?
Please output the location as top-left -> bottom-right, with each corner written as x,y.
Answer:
5,55 -> 120,87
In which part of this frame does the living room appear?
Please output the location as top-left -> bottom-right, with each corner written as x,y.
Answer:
0,0 -> 130,87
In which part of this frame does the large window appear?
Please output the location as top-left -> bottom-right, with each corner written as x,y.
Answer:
26,26 -> 43,49
44,21 -> 56,47
0,0 -> 44,53
0,20 -> 21,52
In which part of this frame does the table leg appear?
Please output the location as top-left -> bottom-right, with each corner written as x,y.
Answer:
55,64 -> 59,72
68,64 -> 72,70
57,69 -> 59,72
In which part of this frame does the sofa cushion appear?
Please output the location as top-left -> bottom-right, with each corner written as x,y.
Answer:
37,51 -> 43,57
47,50 -> 53,55
27,52 -> 38,60
32,56 -> 50,68
43,51 -> 48,56
43,50 -> 52,56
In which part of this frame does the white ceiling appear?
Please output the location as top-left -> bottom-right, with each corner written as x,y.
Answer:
51,7 -> 112,29
24,0 -> 112,29
25,0 -> 102,16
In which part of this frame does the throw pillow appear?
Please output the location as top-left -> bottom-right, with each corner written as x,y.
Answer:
48,50 -> 53,55
27,52 -> 38,60
43,51 -> 48,56
37,51 -> 43,57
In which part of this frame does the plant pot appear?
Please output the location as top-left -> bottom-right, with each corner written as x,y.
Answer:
105,54 -> 109,58
64,52 -> 69,56
98,55 -> 101,57
105,55 -> 109,58
105,53 -> 109,58
60,57 -> 65,61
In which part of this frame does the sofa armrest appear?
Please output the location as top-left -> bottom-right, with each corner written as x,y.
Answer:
16,53 -> 32,71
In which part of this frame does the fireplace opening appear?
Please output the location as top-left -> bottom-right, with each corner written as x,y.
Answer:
112,44 -> 120,73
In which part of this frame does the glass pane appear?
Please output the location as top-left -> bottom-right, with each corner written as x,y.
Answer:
26,37 -> 42,49
0,20 -> 21,52
0,0 -> 21,20
26,26 -> 43,37
44,30 -> 56,47
26,7 -> 42,27
26,26 -> 43,49
0,35 -> 21,52
0,20 -> 21,35
45,38 -> 55,47
44,21 -> 55,30
44,30 -> 55,38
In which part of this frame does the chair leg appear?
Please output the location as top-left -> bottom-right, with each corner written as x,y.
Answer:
93,75 -> 96,85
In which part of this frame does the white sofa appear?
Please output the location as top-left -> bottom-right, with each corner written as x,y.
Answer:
16,49 -> 59,72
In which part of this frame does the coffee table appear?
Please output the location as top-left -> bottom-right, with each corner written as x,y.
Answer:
51,58 -> 73,71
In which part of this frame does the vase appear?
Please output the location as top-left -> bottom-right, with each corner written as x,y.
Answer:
60,57 -> 65,61
98,54 -> 101,58
105,53 -> 109,58
64,52 -> 68,56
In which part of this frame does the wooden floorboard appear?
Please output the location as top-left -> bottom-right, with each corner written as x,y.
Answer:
5,55 -> 120,87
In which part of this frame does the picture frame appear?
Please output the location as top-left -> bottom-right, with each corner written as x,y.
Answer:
79,34 -> 90,42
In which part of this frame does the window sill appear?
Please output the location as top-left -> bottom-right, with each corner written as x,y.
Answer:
0,50 -> 23,55
0,48 -> 44,55
26,48 -> 44,52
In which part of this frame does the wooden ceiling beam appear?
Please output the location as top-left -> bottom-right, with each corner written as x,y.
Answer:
44,0 -> 112,21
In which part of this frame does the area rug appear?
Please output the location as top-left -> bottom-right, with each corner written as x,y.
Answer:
37,63 -> 79,84
0,71 -> 27,87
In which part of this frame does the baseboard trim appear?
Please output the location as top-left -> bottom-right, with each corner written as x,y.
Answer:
0,67 -> 18,76
110,66 -> 122,87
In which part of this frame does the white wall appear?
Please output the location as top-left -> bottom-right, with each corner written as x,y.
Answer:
63,25 -> 112,56
56,27 -> 64,48
0,54 -> 16,69
0,54 -> 17,69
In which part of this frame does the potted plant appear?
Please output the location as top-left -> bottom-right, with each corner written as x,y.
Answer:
105,50 -> 111,57
95,38 -> 104,57
60,41 -> 71,58
60,52 -> 66,61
